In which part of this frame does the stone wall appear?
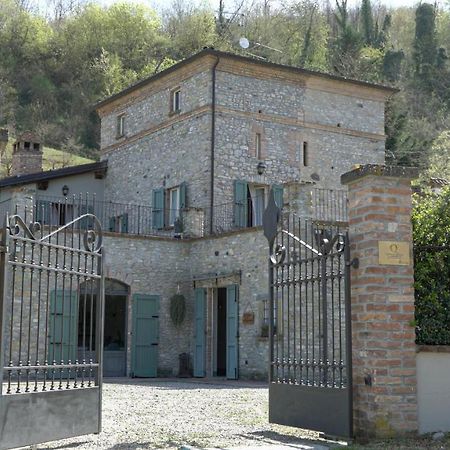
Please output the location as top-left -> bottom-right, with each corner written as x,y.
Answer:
99,55 -> 387,223
100,70 -> 212,150
103,233 -> 192,376
102,113 -> 212,209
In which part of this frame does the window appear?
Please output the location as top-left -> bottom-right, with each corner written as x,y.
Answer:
255,133 -> 262,159
169,186 -> 180,226
252,186 -> 266,226
171,88 -> 181,113
303,141 -> 309,167
117,114 -> 125,138
234,181 -> 283,229
152,183 -> 186,230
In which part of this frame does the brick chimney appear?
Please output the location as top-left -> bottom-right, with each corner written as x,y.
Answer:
11,131 -> 43,176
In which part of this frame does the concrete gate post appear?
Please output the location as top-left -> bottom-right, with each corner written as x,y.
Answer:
341,165 -> 419,438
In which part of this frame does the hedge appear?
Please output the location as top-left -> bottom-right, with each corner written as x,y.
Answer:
413,186 -> 450,345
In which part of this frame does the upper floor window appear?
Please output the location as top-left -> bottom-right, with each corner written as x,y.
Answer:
171,88 -> 181,113
302,142 -> 309,167
117,114 -> 125,138
255,133 -> 262,159
169,186 -> 181,226
234,181 -> 283,229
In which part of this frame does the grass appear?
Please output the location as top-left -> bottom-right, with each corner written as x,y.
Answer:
0,139 -> 94,177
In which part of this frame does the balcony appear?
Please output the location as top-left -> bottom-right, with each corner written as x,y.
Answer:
0,188 -> 348,239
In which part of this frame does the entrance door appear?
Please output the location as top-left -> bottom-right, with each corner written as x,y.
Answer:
131,294 -> 159,377
103,295 -> 127,377
216,288 -> 227,376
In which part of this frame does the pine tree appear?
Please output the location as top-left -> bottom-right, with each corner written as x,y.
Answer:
360,0 -> 373,46
413,3 -> 437,85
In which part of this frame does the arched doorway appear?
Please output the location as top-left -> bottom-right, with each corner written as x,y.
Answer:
79,278 -> 129,377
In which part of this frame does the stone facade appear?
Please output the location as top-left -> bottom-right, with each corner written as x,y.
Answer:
1,50 -> 395,384
94,51 -> 393,381
97,50 -> 390,219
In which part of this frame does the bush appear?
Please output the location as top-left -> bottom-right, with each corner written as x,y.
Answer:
413,186 -> 450,345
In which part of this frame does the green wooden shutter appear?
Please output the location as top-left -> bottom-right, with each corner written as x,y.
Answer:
234,180 -> 248,228
272,184 -> 284,209
179,182 -> 187,209
193,288 -> 206,377
152,188 -> 165,229
121,213 -> 129,233
131,294 -> 159,377
226,285 -> 239,380
48,290 -> 78,365
109,217 -> 116,232
36,200 -> 51,224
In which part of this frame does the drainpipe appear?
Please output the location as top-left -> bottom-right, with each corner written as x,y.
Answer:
210,56 -> 220,235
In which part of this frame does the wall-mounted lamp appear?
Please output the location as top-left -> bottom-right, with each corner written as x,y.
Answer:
62,185 -> 69,197
257,161 -> 267,175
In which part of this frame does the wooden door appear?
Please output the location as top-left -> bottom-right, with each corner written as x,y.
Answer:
131,294 -> 159,377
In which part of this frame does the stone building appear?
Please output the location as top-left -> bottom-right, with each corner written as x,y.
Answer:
0,49 -> 395,380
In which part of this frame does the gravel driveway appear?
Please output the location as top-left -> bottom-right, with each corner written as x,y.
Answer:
37,378 -> 330,450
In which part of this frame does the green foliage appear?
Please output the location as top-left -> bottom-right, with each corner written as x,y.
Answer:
413,187 -> 450,345
413,3 -> 438,85
0,0 -> 448,170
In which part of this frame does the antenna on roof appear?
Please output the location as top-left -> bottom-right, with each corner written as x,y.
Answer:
239,37 -> 249,49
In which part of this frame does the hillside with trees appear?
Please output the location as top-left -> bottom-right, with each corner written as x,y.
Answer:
0,0 -> 449,174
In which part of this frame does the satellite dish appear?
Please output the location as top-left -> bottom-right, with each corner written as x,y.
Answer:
239,37 -> 250,49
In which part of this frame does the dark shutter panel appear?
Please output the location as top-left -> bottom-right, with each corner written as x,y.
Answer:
179,182 -> 187,209
121,213 -> 129,233
36,200 -> 51,224
272,184 -> 284,209
234,180 -> 248,228
152,188 -> 165,229
109,217 -> 116,232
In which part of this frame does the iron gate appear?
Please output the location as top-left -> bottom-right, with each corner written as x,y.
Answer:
263,191 -> 353,438
0,205 -> 104,450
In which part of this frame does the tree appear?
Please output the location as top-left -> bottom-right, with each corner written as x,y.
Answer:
413,3 -> 438,86
360,0 -> 374,46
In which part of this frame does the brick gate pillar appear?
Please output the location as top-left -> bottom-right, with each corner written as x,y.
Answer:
341,165 -> 418,438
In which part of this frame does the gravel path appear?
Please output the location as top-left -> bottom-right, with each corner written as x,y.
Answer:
37,378 -> 332,450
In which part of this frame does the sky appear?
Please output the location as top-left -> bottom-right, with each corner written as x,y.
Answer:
34,0 -> 447,15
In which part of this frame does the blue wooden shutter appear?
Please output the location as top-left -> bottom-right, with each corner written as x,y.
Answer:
234,180 -> 248,228
152,188 -> 165,229
179,182 -> 187,209
272,184 -> 284,209
193,288 -> 206,377
121,213 -> 129,233
131,294 -> 159,377
109,217 -> 116,232
48,290 -> 78,365
36,200 -> 51,224
226,284 -> 239,380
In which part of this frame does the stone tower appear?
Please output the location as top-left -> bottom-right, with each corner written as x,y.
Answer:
11,131 -> 43,176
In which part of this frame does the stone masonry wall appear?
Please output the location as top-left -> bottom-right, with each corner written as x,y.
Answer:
103,234 -> 192,377
100,70 -> 211,150
102,113 -> 211,208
